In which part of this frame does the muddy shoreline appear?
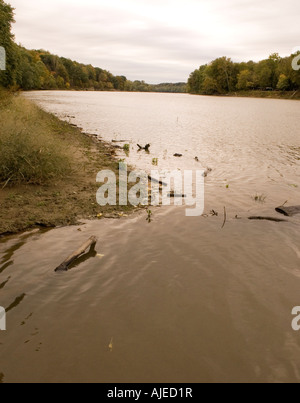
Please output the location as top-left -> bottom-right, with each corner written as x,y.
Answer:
0,103 -> 137,237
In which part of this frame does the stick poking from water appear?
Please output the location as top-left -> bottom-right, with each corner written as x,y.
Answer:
222,207 -> 227,229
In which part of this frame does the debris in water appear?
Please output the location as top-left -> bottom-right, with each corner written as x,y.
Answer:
168,191 -> 186,198
253,194 -> 266,203
248,216 -> 288,222
221,207 -> 227,229
137,144 -> 150,152
146,209 -> 152,223
148,175 -> 168,187
275,205 -> 300,217
210,210 -> 219,216
203,168 -> 213,177
55,236 -> 98,272
109,338 -> 113,352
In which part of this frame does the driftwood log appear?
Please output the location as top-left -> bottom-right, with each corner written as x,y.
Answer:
248,216 -> 288,222
55,236 -> 98,272
275,205 -> 300,217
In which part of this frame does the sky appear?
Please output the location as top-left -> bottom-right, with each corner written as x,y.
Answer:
8,0 -> 300,83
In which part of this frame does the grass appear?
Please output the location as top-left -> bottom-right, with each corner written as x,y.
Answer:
0,91 -> 70,186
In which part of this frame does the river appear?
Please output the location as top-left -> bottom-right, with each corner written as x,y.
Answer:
0,91 -> 299,383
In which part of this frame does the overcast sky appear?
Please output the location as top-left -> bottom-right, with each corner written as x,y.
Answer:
8,0 -> 300,83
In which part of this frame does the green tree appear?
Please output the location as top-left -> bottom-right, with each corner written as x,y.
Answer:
209,57 -> 235,92
187,65 -> 207,94
277,74 -> 290,90
0,0 -> 17,86
202,76 -> 218,95
237,69 -> 254,90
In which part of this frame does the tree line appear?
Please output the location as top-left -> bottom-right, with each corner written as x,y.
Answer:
3,0 -> 298,96
188,54 -> 300,95
0,0 -> 186,93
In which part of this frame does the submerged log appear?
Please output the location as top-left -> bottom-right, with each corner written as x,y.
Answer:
248,216 -> 288,222
55,236 -> 98,272
275,205 -> 300,217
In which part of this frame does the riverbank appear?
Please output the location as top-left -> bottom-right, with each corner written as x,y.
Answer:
189,90 -> 300,100
0,90 -> 136,236
227,90 -> 300,100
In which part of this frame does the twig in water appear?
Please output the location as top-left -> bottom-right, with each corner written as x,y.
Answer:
222,207 -> 227,229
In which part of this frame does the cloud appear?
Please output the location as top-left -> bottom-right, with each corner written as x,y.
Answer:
9,0 -> 300,83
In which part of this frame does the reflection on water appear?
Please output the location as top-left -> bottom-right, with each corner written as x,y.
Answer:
0,209 -> 300,383
5,293 -> 26,313
0,92 -> 299,383
0,277 -> 11,290
0,261 -> 13,275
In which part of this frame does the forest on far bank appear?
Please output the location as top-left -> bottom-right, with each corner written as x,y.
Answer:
0,0 -> 186,93
188,53 -> 300,95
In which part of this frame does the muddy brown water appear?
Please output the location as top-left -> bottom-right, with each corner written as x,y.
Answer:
0,92 -> 300,383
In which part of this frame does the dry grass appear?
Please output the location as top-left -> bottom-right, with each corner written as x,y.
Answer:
0,91 -> 71,186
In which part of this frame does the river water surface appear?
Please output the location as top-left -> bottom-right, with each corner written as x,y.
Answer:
0,92 -> 300,383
